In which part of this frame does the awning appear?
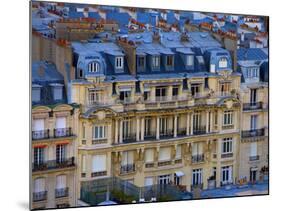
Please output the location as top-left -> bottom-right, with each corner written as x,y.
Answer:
175,171 -> 185,177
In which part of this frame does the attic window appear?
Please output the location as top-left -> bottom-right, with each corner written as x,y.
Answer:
50,84 -> 64,101
187,55 -> 194,66
152,56 -> 160,69
166,55 -> 174,67
32,86 -> 41,102
89,62 -> 100,73
138,56 -> 145,68
219,57 -> 228,68
115,57 -> 124,69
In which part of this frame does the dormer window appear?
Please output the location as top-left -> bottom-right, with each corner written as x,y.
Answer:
152,56 -> 160,68
247,67 -> 259,78
166,55 -> 174,67
115,57 -> 124,69
219,57 -> 228,68
138,56 -> 145,68
89,62 -> 100,73
187,55 -> 194,66
50,83 -> 64,101
32,85 -> 41,102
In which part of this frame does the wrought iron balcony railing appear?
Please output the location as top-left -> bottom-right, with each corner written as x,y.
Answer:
123,133 -> 136,143
191,154 -> 205,163
54,127 -> 72,138
159,129 -> 174,139
193,126 -> 207,135
33,191 -> 47,202
249,155 -> 260,161
221,153 -> 233,158
120,164 -> 135,174
243,102 -> 263,111
55,187 -> 69,198
32,157 -> 75,172
32,130 -> 50,140
144,131 -> 157,140
242,128 -> 265,138
32,128 -> 73,140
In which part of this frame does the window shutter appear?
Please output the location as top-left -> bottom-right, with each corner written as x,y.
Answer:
92,155 -> 106,172
56,175 -> 66,189
33,119 -> 45,131
158,147 -> 171,161
56,117 -> 66,129
145,149 -> 154,163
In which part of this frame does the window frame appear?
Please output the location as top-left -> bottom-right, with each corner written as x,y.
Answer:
93,125 -> 107,140
223,110 -> 233,126
115,56 -> 124,69
222,137 -> 233,154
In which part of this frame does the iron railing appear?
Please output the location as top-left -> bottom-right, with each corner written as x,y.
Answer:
160,129 -> 174,139
193,126 -> 206,135
242,128 -> 265,138
191,154 -> 204,163
123,133 -> 136,143
32,157 -> 75,172
32,129 -> 50,140
55,187 -> 69,198
120,164 -> 135,174
243,102 -> 263,111
249,155 -> 260,161
54,127 -> 72,138
33,191 -> 47,202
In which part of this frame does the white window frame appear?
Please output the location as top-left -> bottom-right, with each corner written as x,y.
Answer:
221,166 -> 232,184
222,138 -> 233,154
223,110 -> 233,126
186,55 -> 194,66
56,144 -> 66,163
32,87 -> 41,102
192,168 -> 203,185
152,55 -> 160,68
89,62 -> 100,73
93,125 -> 107,140
218,57 -> 228,68
89,90 -> 103,105
250,115 -> 258,130
92,154 -> 106,173
115,57 -> 124,69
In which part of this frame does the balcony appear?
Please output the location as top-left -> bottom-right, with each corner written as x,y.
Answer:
242,128 -> 265,138
221,153 -> 233,158
177,128 -> 187,137
55,187 -> 69,198
249,155 -> 260,161
145,162 -> 154,168
32,130 -> 50,140
33,191 -> 47,202
32,157 -> 75,172
158,160 -> 172,167
191,154 -> 204,163
160,129 -> 174,139
144,131 -> 156,141
120,164 -> 135,174
54,128 -> 73,138
91,171 -> 107,177
243,102 -> 263,111
193,126 -> 206,135
92,138 -> 107,145
123,133 -> 136,143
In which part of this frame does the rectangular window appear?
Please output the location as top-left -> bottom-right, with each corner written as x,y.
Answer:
186,55 -> 194,66
172,86 -> 179,99
53,86 -> 63,100
82,123 -> 86,139
193,112 -> 202,131
34,147 -> 44,165
123,118 -> 132,139
121,151 -> 134,165
56,175 -> 66,189
250,142 -> 258,157
192,169 -> 203,185
93,125 -> 107,139
138,56 -> 145,68
192,143 -> 203,156
32,87 -> 41,102
221,166 -> 232,184
155,86 -> 167,101
159,117 -> 168,135
222,138 -> 233,154
89,90 -> 102,105
120,91 -> 131,103
166,55 -> 174,67
34,178 -> 46,193
175,145 -> 182,159
158,174 -> 171,185
143,91 -> 150,101
152,56 -> 160,68
92,154 -> 106,173
56,144 -> 66,163
158,147 -> 171,161
191,84 -> 201,97
250,115 -> 258,130
144,118 -> 152,136
115,57 -> 123,69
250,89 -> 257,104
89,62 -> 99,73
223,110 -> 233,125
220,82 -> 231,96
145,149 -> 154,163
81,155 -> 86,173
219,57 -> 228,68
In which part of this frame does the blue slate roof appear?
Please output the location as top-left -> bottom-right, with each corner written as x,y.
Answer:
237,48 -> 268,61
88,12 -> 101,20
106,12 -> 131,31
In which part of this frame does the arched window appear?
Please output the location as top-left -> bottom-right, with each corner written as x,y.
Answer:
218,57 -> 228,68
77,69 -> 83,79
89,62 -> 100,73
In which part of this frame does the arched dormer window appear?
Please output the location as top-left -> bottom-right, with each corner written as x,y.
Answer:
89,62 -> 100,73
218,57 -> 228,68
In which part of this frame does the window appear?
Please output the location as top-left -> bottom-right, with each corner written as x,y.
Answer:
220,82 -> 231,96
33,118 -> 45,134
120,91 -> 131,103
172,86 -> 179,99
193,112 -> 202,131
218,57 -> 228,68
89,90 -> 102,105
82,123 -> 86,139
186,55 -> 194,66
123,118 -> 132,140
121,151 -> 134,165
56,175 -> 66,189
159,117 -> 168,135
250,142 -> 257,157
77,69 -> 83,78
81,155 -> 86,173
158,174 -> 171,185
93,125 -> 107,140
222,138 -> 233,154
143,90 -> 150,101
115,57 -> 123,69
55,117 -> 67,137
92,154 -> 106,173
223,110 -> 233,125
138,56 -> 145,68
250,115 -> 258,130
152,56 -> 160,68
175,145 -> 182,159
191,83 -> 201,97
53,86 -> 63,100
250,89 -> 257,104
247,68 -> 259,78
32,87 -> 41,102
221,166 -> 232,184
192,143 -> 203,156
34,147 -> 45,165
192,169 -> 203,185
156,86 -> 167,101
89,62 -> 100,73
145,149 -> 154,163
166,55 -> 174,67
34,178 -> 46,193
158,147 -> 171,161
56,144 -> 66,163
144,118 -> 152,136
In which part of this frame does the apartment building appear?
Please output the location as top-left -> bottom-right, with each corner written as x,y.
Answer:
31,61 -> 79,209
237,48 -> 269,183
67,31 -> 242,201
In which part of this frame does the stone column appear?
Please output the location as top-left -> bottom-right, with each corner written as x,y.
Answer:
186,112 -> 190,135
151,87 -> 156,102
174,115 -> 178,138
140,117 -> 145,141
119,119 -> 123,144
136,117 -> 140,141
156,116 -> 160,140
167,86 -> 173,101
115,119 -> 119,144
